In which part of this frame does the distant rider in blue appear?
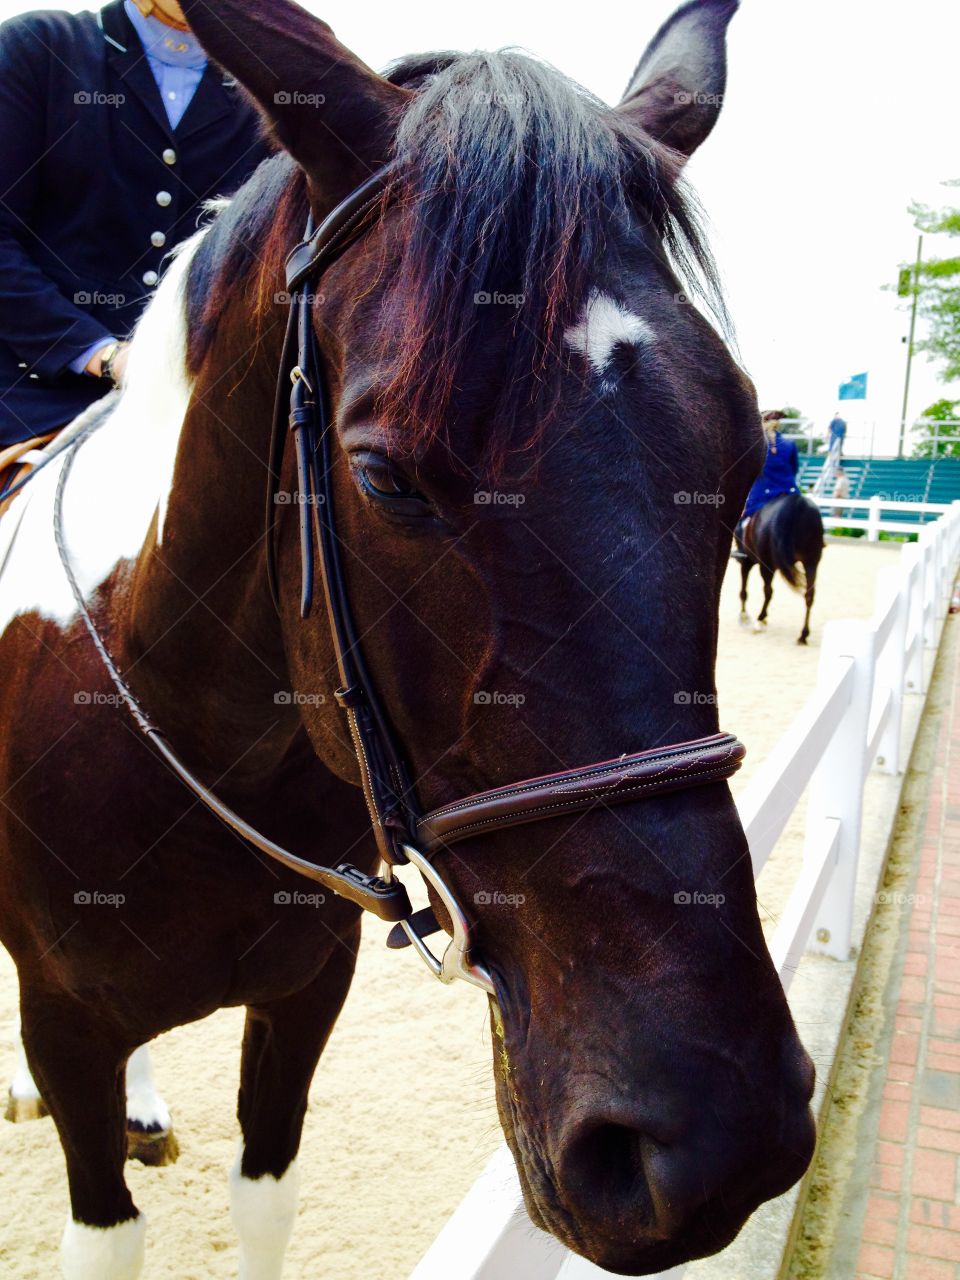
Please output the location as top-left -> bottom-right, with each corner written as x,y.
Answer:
733,411 -> 800,560
828,413 -> 847,458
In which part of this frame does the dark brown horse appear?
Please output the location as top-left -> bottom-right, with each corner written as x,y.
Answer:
737,494 -> 826,644
0,1 -> 815,1275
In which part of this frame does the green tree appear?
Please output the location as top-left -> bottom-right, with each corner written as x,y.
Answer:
903,184 -> 960,381
912,397 -> 960,458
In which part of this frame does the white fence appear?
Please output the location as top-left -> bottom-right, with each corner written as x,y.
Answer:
816,494 -> 951,540
408,501 -> 960,1280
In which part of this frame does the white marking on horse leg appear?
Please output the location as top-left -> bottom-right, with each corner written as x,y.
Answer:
60,1214 -> 146,1280
230,1148 -> 300,1280
5,1015 -> 46,1121
563,288 -> 654,374
125,1045 -> 170,1132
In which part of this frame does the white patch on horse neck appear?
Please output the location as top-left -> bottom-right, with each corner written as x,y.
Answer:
563,288 -> 654,375
230,1148 -> 300,1280
125,1044 -> 170,1131
61,1214 -> 146,1280
0,225 -> 204,638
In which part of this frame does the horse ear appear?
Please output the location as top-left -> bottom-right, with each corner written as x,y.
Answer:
616,0 -> 739,161
178,0 -> 411,201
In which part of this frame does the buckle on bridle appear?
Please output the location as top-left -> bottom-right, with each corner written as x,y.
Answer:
289,364 -> 314,394
384,843 -> 494,996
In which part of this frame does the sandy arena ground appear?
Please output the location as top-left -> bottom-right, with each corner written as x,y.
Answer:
0,539 -> 903,1279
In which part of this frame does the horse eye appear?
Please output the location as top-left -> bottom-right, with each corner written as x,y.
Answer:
352,453 -> 430,511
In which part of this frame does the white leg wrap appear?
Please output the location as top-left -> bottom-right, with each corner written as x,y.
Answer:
125,1045 -> 171,1131
60,1214 -> 146,1280
230,1149 -> 300,1280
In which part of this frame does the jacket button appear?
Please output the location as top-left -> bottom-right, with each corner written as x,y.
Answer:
143,270 -> 159,286
156,191 -> 172,207
151,231 -> 166,248
162,148 -> 177,165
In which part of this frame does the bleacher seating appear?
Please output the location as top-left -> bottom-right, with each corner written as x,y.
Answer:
796,457 -> 960,527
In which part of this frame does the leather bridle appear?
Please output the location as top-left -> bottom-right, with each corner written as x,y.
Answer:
53,162 -> 745,998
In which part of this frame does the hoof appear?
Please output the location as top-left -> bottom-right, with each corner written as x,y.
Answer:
752,621 -> 767,634
738,613 -> 752,627
797,635 -> 809,646
5,1089 -> 48,1123
127,1122 -> 179,1166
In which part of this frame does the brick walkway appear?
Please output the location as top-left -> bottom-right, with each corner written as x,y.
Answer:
857,623 -> 960,1279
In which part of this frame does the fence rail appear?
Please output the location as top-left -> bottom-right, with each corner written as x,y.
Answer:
816,495 -> 953,539
408,502 -> 960,1280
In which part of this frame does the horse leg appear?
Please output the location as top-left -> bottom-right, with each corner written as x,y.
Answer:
5,1014 -> 48,1121
754,565 -> 774,631
124,1045 -> 178,1167
20,991 -> 145,1279
798,563 -> 817,645
7,1020 -> 176,1164
232,933 -> 359,1279
739,560 -> 752,625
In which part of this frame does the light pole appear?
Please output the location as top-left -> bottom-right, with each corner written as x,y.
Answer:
897,234 -> 923,459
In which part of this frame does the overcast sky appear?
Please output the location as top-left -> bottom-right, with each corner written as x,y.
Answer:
5,0 -> 958,453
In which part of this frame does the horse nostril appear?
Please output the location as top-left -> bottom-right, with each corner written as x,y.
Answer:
561,1121 -> 659,1226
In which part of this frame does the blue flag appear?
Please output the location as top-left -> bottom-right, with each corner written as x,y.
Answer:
838,372 -> 868,400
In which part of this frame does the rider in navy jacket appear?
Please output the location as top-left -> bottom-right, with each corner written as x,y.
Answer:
0,1 -> 271,445
742,429 -> 800,518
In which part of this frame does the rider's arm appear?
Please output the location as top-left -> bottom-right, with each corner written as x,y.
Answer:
0,19 -> 115,378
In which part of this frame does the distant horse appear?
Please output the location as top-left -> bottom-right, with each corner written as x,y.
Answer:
738,494 -> 825,644
0,1 -> 814,1277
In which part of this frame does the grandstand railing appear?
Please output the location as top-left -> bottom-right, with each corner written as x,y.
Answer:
407,501 -> 960,1280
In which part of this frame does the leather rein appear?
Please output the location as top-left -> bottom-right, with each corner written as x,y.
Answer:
53,162 -> 745,996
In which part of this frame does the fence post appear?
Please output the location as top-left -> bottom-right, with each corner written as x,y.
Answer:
867,495 -> 881,543
903,543 -> 924,694
875,566 -> 908,775
806,620 -> 876,962
921,527 -> 938,652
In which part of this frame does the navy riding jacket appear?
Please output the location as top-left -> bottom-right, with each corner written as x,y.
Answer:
0,1 -> 271,444
743,432 -> 800,518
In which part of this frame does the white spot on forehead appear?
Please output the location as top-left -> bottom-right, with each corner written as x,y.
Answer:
564,289 -> 654,374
